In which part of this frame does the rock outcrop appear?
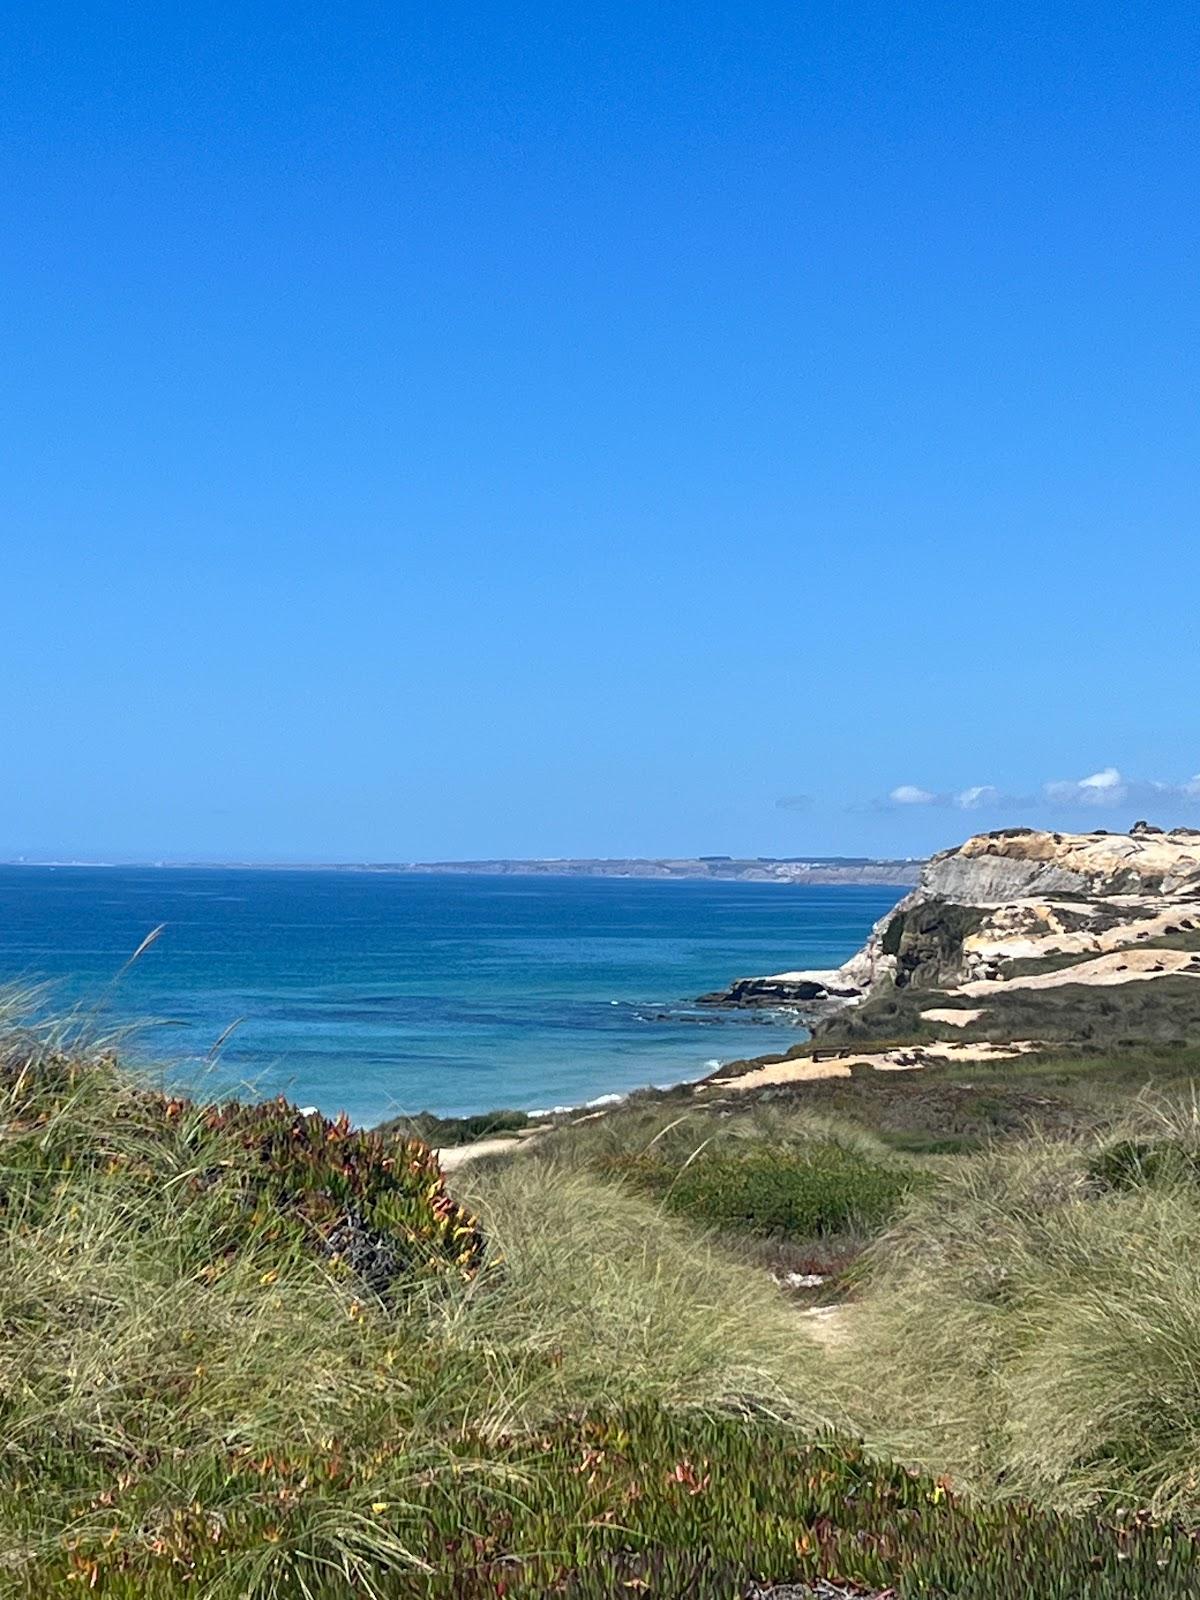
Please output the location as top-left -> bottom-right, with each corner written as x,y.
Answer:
699,827 -> 1200,1035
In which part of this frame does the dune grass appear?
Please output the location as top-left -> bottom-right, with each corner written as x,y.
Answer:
445,1158 -> 821,1422
377,1106 -> 533,1147
0,1011 -> 485,1595
509,1098 -> 898,1167
0,1008 -> 842,1596
492,1098 -> 925,1265
830,1094 -> 1200,1515
9,997 -> 1200,1593
552,1074 -> 1200,1525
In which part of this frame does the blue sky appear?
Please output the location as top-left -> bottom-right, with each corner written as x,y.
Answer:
2,2 -> 1197,862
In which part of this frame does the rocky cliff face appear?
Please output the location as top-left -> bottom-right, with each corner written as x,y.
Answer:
922,826 -> 1200,901
699,826 -> 1200,1028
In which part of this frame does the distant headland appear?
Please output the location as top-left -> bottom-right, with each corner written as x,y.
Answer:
0,854 -> 925,886
385,855 -> 925,886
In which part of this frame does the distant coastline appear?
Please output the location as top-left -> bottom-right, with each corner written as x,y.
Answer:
2,855 -> 925,887
389,856 -> 925,887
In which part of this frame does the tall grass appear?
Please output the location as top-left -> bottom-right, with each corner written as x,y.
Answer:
0,1015 -> 468,1594
512,1098 -> 899,1169
0,1010 -> 828,1595
487,1098 -> 929,1289
447,1160 -> 824,1424
832,1096 -> 1200,1513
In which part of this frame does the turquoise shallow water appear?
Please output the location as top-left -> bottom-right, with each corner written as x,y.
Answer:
0,868 -> 903,1124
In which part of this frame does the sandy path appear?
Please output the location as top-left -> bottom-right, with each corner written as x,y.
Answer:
437,1132 -> 543,1171
799,1303 -> 854,1349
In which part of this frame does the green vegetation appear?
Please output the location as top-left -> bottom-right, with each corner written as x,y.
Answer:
492,1057 -> 1200,1529
11,993 -> 1200,1595
596,1141 -> 919,1240
972,975 -> 1200,1046
0,1004 -> 838,1597
624,1042 -> 1200,1153
995,949 -> 1107,979
998,929 -> 1200,981
494,1101 -> 924,1269
812,984 -> 940,1041
377,1105 -> 533,1147
504,1097 -> 899,1172
827,1098 -> 1200,1516
1,1038 -> 485,1288
338,1408 -> 1200,1598
810,970 -> 1200,1050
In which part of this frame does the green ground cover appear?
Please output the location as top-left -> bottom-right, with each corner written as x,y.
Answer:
598,1142 -> 920,1239
8,995 -> 1200,1596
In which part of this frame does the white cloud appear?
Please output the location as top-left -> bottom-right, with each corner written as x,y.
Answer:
889,785 -> 938,806
1081,766 -> 1123,791
876,767 -> 1200,816
880,782 -> 1023,811
955,785 -> 1001,810
1045,767 -> 1127,807
1042,767 -> 1200,811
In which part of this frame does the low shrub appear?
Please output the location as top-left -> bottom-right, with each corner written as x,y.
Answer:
504,1100 -> 896,1171
14,1007 -> 1200,1595
1089,1134 -> 1200,1192
198,1095 -> 485,1286
412,1406 -> 1200,1599
1089,1099 -> 1200,1194
0,1042 -> 484,1290
599,1141 -> 923,1240
0,1023 -> 836,1598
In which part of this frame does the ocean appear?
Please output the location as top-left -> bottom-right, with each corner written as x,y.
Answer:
0,867 -> 902,1125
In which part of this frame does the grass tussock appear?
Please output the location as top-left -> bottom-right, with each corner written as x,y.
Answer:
0,1014 -> 487,1594
378,1106 -> 533,1147
832,1095 -> 1200,1515
604,1143 -> 921,1241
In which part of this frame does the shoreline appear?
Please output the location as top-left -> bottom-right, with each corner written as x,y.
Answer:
408,1009 -> 814,1154
4,867 -> 900,1139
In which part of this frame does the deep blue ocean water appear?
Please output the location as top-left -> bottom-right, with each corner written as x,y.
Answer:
0,868 -> 902,1125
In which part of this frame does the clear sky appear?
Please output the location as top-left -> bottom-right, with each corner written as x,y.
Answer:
2,2 -> 1197,862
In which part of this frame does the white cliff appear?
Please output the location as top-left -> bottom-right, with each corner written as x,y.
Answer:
702,825 -> 1200,1015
